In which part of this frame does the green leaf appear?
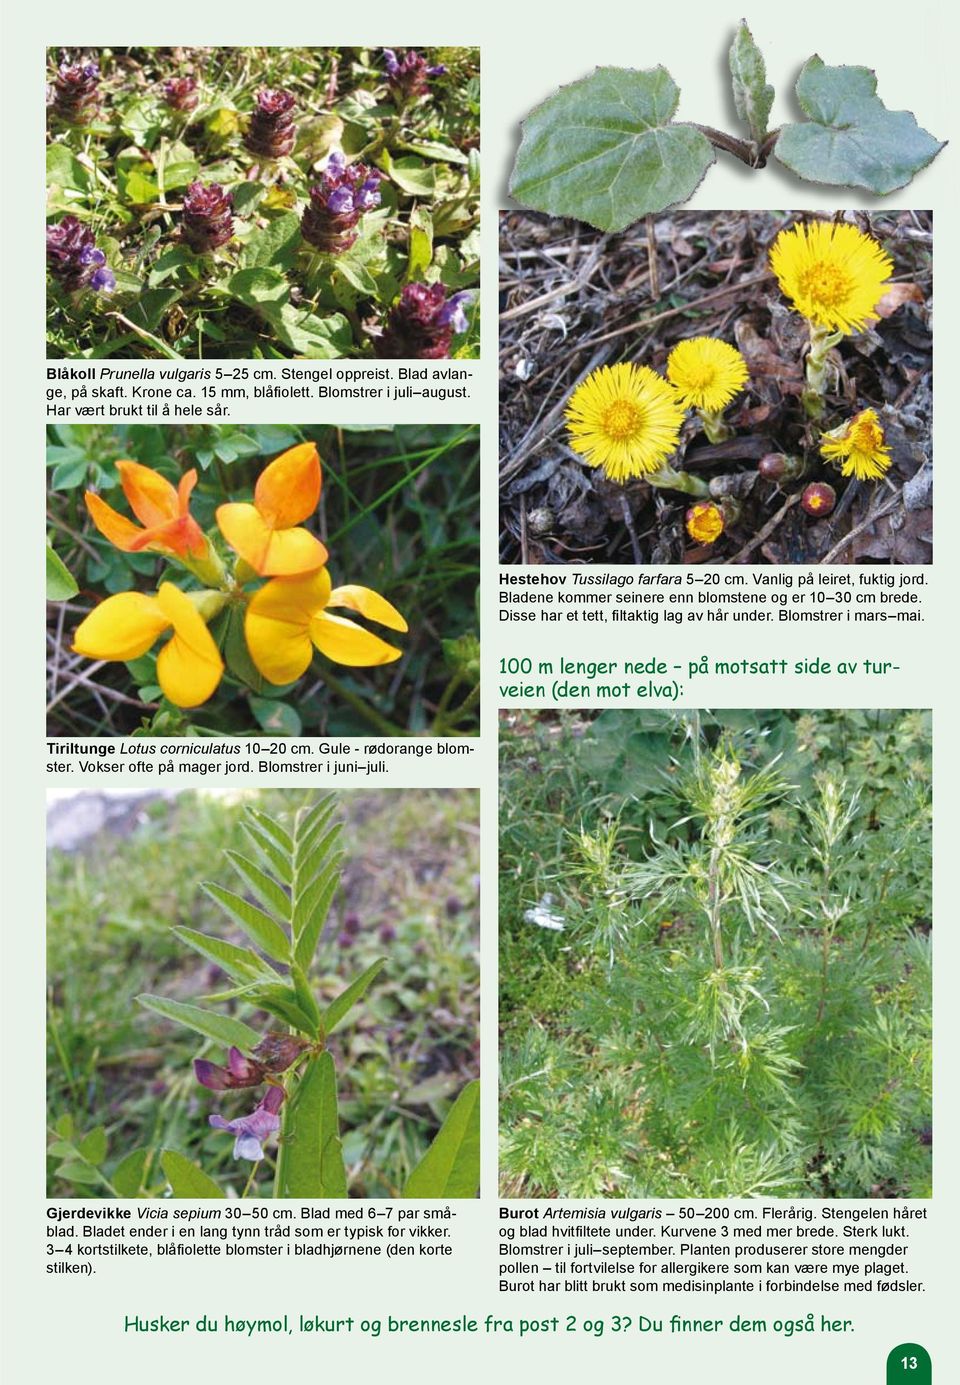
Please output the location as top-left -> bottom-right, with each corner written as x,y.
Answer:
136,994 -> 260,1051
277,1053 -> 347,1197
201,883 -> 291,963
397,138 -> 469,165
293,864 -> 341,969
297,823 -> 343,889
50,457 -> 90,491
406,206 -> 433,283
55,1113 -> 75,1139
46,545 -> 79,601
510,66 -> 715,232
241,819 -> 293,886
729,20 -> 774,144
112,1148 -> 150,1197
55,1161 -> 101,1184
172,927 -> 278,984
161,1149 -> 225,1198
46,145 -> 94,203
248,983 -> 318,1035
322,958 -> 386,1035
160,140 -> 200,191
242,212 -> 302,271
223,268 -> 352,356
250,697 -> 302,737
298,796 -> 338,854
402,1080 -> 480,1198
246,809 -> 293,855
336,257 -> 379,296
774,57 -> 945,194
225,850 -> 291,921
77,1127 -> 108,1165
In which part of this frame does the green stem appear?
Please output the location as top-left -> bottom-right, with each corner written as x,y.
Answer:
803,323 -> 844,419
315,665 -> 406,736
646,466 -> 710,498
698,408 -> 733,444
435,681 -> 480,734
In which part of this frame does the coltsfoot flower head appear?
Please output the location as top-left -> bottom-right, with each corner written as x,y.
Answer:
163,76 -> 198,112
819,408 -> 892,481
667,337 -> 750,412
801,482 -> 837,516
685,501 -> 725,545
46,217 -> 115,295
181,181 -> 234,254
769,221 -> 893,335
375,284 -> 472,359
245,88 -> 297,160
383,49 -> 446,103
565,363 -> 685,483
52,59 -> 100,123
300,152 -> 382,253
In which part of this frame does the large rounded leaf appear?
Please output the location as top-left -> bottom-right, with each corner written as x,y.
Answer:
775,58 -> 944,194
510,66 -> 715,233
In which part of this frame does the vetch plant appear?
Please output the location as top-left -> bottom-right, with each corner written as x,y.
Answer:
134,796 -> 480,1198
509,21 -> 944,233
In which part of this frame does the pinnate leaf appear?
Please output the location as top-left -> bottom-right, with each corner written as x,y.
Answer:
510,66 -> 714,232
136,994 -> 260,1051
402,1080 -> 480,1198
774,57 -> 945,194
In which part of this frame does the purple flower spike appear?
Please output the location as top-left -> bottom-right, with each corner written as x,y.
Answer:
245,87 -> 297,160
376,284 -> 473,359
163,76 -> 198,113
52,59 -> 100,123
301,155 -> 382,255
181,181 -> 234,254
47,216 -> 114,295
209,1087 -> 285,1162
382,49 -> 443,104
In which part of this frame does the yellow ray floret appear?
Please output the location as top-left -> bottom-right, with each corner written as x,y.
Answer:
819,408 -> 892,481
565,363 -> 684,483
769,221 -> 893,336
667,337 -> 749,413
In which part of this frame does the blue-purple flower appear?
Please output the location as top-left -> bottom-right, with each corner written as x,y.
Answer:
52,59 -> 100,123
181,181 -> 234,254
194,1034 -> 308,1090
300,152 -> 382,254
209,1086 -> 285,1162
163,76 -> 198,113
47,217 -> 115,295
382,49 -> 446,104
376,283 -> 473,359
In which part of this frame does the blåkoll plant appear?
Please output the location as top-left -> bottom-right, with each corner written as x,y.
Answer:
510,21 -> 944,233
132,796 -> 480,1198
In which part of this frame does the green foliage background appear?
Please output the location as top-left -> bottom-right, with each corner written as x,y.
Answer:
499,709 -> 932,1198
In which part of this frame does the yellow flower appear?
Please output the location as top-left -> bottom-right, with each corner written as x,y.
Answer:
769,221 -> 893,335
565,363 -> 684,483
685,502 -> 724,545
72,582 -> 225,708
667,337 -> 749,412
216,443 -> 328,577
820,409 -> 892,481
245,569 -> 407,685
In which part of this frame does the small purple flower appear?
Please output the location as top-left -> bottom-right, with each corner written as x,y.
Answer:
209,1086 -> 285,1162
181,181 -> 234,254
47,216 -> 115,295
382,49 -> 445,104
194,1046 -> 264,1092
300,154 -> 382,255
342,912 -> 361,937
337,931 -> 355,949
163,76 -> 198,113
375,284 -> 473,359
52,59 -> 100,123
377,922 -> 397,945
245,87 -> 297,160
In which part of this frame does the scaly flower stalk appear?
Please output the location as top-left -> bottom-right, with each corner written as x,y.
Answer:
181,182 -> 234,254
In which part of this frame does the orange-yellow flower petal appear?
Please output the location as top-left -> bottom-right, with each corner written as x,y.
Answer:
117,460 -> 182,528
216,503 -> 328,577
72,592 -> 171,662
84,492 -> 145,552
327,585 -> 408,633
153,583 -> 224,708
255,443 -> 322,528
310,612 -> 403,666
245,569 -> 332,685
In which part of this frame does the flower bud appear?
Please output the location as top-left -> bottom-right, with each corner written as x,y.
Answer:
382,49 -> 446,104
52,59 -> 100,123
251,1032 -> 310,1074
46,217 -> 116,294
181,181 -> 234,254
378,922 -> 398,945
163,76 -> 198,113
801,482 -> 836,517
758,452 -> 806,482
245,88 -> 297,160
375,284 -> 473,359
685,501 -> 725,545
300,153 -> 382,254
